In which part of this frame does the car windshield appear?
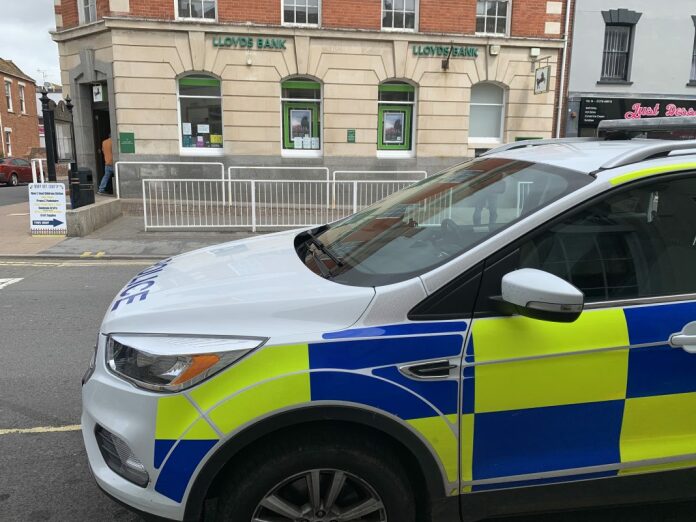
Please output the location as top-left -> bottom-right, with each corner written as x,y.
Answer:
298,157 -> 592,286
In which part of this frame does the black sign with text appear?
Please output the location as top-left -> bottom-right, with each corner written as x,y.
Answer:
580,97 -> 696,128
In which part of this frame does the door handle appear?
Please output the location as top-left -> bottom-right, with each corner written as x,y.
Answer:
670,322 -> 696,354
400,360 -> 458,380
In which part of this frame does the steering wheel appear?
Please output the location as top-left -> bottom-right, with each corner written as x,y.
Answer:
440,218 -> 464,242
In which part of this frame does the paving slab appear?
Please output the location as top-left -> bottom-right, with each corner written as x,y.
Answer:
38,215 -> 262,258
0,202 -> 65,256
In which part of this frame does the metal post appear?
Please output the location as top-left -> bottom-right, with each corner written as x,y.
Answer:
40,89 -> 57,182
353,181 -> 358,214
250,180 -> 256,232
65,96 -> 79,177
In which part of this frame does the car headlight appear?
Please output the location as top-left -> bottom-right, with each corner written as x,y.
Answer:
105,334 -> 266,392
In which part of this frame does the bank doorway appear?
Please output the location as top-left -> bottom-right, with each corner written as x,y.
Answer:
92,104 -> 111,193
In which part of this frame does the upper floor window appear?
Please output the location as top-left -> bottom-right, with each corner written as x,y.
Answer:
599,9 -> 641,83
283,0 -> 320,25
476,0 -> 509,35
469,83 -> 505,142
80,0 -> 97,24
18,84 -> 26,114
601,25 -> 632,81
382,0 -> 416,31
691,16 -> 696,83
177,0 -> 216,20
178,75 -> 223,153
4,80 -> 12,112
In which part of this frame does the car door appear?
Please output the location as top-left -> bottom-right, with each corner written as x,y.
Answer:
16,159 -> 32,182
461,171 -> 696,492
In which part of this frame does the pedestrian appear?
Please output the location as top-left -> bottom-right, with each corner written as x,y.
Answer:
98,133 -> 114,194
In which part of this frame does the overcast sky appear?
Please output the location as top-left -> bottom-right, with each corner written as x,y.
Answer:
1,0 -> 61,86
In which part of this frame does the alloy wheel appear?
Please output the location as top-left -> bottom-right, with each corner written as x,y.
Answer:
252,468 -> 387,522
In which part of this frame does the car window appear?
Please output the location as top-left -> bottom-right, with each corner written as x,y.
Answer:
519,174 -> 696,302
13,159 -> 29,167
302,158 -> 591,287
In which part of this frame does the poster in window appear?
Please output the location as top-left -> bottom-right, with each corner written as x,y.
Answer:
534,65 -> 551,95
182,122 -> 192,135
383,112 -> 405,145
55,122 -> 74,162
290,109 -> 312,139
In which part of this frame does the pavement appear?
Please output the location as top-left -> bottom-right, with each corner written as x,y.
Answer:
1,184 -> 260,259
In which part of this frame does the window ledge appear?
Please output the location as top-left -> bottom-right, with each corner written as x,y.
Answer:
282,22 -> 320,28
687,80 -> 696,87
468,138 -> 502,145
175,17 -> 217,23
377,150 -> 415,159
281,149 -> 323,159
597,79 -> 633,85
180,148 -> 224,157
381,27 -> 417,33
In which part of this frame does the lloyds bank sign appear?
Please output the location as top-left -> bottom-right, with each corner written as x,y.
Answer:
412,44 -> 478,58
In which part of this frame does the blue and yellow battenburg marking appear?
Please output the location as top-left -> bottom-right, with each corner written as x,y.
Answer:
462,301 -> 696,492
153,321 -> 469,502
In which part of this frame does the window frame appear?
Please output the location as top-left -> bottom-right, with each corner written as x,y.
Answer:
175,0 -> 218,22
4,128 -> 12,157
377,82 -> 416,158
282,0 -> 321,27
473,171 -> 696,316
475,0 -> 511,37
78,0 -> 97,24
176,74 -> 224,157
4,79 -> 13,113
280,79 -> 323,158
468,82 -> 506,145
600,24 -> 633,82
381,0 -> 418,32
18,82 -> 26,114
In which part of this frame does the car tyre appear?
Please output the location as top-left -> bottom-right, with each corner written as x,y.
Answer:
215,428 -> 416,522
8,173 -> 18,187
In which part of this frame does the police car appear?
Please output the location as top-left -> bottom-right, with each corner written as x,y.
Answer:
83,118 -> 696,521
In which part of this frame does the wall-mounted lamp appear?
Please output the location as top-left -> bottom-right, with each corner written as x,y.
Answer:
489,45 -> 501,56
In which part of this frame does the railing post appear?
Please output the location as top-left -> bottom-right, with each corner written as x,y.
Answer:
31,160 -> 37,184
142,179 -> 148,231
251,180 -> 257,232
115,162 -> 121,199
353,181 -> 358,214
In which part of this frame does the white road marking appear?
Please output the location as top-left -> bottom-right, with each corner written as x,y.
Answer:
8,213 -> 29,216
0,278 -> 23,290
0,260 -> 153,268
0,424 -> 82,436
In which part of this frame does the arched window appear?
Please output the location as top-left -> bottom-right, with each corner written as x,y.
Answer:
178,74 -> 223,153
281,78 -> 322,153
378,81 -> 415,153
469,83 -> 505,141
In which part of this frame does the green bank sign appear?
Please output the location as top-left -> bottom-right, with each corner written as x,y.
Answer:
412,45 -> 478,58
213,36 -> 287,49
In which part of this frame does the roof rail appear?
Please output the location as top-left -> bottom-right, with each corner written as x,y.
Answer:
599,140 -> 696,170
479,137 -> 600,157
597,116 -> 696,137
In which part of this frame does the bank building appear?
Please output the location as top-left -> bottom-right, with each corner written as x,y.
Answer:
52,0 -> 570,197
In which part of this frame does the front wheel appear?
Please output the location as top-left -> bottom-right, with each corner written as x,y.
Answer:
215,431 -> 416,522
8,173 -> 18,187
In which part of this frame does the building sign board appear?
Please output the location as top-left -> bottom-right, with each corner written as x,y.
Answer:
412,44 -> 478,58
347,129 -> 356,143
93,84 -> 104,103
213,36 -> 287,50
29,183 -> 67,236
534,65 -> 550,95
120,132 -> 135,154
580,97 -> 696,128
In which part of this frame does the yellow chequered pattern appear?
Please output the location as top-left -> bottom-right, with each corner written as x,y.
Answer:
472,309 -> 629,413
610,162 -> 696,186
155,395 -> 219,441
407,414 -> 459,483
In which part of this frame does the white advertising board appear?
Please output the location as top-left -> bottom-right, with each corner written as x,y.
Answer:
29,183 -> 67,236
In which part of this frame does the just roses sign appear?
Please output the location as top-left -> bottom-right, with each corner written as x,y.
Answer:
581,97 -> 696,128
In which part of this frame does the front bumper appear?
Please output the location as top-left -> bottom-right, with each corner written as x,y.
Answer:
82,337 -> 188,521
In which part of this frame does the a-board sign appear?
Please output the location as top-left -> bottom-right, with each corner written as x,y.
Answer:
29,183 -> 67,236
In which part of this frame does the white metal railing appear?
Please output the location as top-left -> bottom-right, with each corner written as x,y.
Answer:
332,170 -> 427,182
116,161 -> 225,199
143,178 -> 415,231
31,158 -> 47,183
228,166 -> 330,181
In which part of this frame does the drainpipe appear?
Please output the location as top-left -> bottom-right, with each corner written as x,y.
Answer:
555,0 -> 573,137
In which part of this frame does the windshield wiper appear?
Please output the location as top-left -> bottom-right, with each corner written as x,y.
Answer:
305,231 -> 344,267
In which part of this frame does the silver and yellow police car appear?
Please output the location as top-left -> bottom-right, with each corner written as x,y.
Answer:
82,118 -> 696,521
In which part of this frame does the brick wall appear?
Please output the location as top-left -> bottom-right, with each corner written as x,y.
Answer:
419,0 -> 476,34
129,0 -> 175,20
57,0 -> 79,29
511,0 -> 566,38
218,0 -> 279,24
1,79 -> 40,158
322,0 -> 381,30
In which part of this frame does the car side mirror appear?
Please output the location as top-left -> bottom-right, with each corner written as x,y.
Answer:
501,268 -> 584,323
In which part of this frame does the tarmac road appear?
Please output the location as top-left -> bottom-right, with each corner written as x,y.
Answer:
1,258 -> 695,521
0,185 -> 28,207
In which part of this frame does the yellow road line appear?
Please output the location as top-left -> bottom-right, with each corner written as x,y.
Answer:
0,424 -> 82,436
0,260 -> 154,267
